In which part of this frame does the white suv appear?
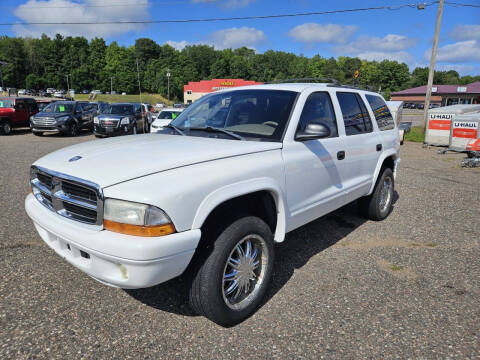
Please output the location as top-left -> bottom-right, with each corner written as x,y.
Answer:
25,83 -> 400,326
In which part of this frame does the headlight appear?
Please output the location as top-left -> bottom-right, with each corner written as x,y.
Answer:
94,116 -> 99,124
57,115 -> 70,123
103,198 -> 175,237
120,117 -> 130,125
30,115 -> 35,122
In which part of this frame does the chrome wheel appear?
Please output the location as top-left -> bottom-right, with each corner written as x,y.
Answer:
379,176 -> 393,212
222,234 -> 268,310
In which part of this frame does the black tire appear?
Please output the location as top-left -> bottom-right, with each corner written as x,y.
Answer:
467,151 -> 479,158
68,122 -> 78,137
94,134 -> 102,138
189,216 -> 275,326
358,167 -> 394,221
0,120 -> 12,135
33,132 -> 43,136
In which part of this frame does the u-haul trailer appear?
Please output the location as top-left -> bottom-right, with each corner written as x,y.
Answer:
425,104 -> 480,146
449,113 -> 480,157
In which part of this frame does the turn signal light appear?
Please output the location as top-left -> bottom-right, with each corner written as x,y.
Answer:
104,220 -> 176,237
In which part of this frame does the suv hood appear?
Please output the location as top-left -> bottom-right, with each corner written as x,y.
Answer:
33,134 -> 282,188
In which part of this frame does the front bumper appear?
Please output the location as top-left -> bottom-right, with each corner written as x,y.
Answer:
94,124 -> 133,137
25,193 -> 201,289
31,121 -> 70,134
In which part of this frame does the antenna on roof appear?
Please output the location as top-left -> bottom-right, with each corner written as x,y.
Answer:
265,77 -> 340,85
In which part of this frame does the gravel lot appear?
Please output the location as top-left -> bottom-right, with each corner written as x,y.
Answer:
1,130 -> 479,359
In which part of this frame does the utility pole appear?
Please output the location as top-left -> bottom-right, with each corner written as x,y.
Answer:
65,74 -> 70,92
136,58 -> 142,103
422,0 -> 444,132
166,70 -> 171,101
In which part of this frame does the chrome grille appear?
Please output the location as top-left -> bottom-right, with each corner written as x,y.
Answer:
31,166 -> 103,225
33,117 -> 56,126
100,119 -> 119,128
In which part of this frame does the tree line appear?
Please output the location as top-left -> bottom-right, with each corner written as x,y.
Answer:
0,34 -> 479,101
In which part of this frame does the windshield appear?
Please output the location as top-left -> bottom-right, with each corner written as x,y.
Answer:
158,111 -> 180,119
0,99 -> 14,108
106,104 -> 134,115
42,102 -> 74,113
171,90 -> 298,141
97,103 -> 110,114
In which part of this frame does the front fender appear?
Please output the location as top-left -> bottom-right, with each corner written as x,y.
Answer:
191,177 -> 288,242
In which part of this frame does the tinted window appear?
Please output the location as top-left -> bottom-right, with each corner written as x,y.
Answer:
298,92 -> 337,137
356,94 -> 373,132
107,104 -> 134,115
365,95 -> 395,131
337,92 -> 372,135
16,101 -> 26,110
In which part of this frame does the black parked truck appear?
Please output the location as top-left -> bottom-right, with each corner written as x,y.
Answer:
30,101 -> 96,136
94,103 -> 146,137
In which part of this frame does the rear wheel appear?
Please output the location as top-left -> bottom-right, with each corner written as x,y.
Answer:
189,216 -> 274,326
359,167 -> 394,221
0,121 -> 12,135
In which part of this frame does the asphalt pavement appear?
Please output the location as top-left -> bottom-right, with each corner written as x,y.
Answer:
1,130 -> 479,359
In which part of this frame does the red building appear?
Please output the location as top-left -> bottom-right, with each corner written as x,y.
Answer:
183,79 -> 263,103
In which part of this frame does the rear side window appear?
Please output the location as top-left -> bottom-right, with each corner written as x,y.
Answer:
298,92 -> 338,137
336,92 -> 373,135
365,95 -> 395,131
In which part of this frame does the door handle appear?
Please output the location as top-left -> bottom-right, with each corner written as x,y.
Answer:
337,151 -> 345,160
376,144 -> 382,151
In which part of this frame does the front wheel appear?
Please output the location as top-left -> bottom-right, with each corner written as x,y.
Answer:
68,122 -> 78,137
189,216 -> 274,326
358,167 -> 394,221
0,121 -> 12,135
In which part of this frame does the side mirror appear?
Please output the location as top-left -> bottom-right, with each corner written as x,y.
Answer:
295,123 -> 331,141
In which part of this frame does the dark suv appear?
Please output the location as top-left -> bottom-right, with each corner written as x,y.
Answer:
30,101 -> 96,136
0,97 -> 38,135
94,103 -> 146,137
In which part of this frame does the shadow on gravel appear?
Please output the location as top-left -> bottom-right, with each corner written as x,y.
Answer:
126,194 -> 399,321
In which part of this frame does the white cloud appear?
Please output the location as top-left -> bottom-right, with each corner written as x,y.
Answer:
288,23 -> 357,44
13,0 -> 150,39
208,26 -> 266,50
335,34 -> 417,54
192,0 -> 255,8
356,51 -> 414,64
450,25 -> 480,41
426,40 -> 480,63
165,40 -> 189,51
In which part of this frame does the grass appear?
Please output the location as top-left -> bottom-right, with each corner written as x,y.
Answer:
404,126 -> 425,143
74,93 -> 172,105
389,264 -> 404,271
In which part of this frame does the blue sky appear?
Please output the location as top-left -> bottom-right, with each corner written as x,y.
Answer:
2,0 -> 479,75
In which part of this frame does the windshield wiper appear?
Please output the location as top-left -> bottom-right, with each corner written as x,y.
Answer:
165,124 -> 185,136
188,126 -> 244,140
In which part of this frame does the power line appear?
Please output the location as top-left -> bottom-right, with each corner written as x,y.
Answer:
1,3 -> 438,26
444,1 -> 480,7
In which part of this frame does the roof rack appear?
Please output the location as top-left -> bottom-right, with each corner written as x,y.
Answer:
265,77 -> 340,85
327,83 -> 376,92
